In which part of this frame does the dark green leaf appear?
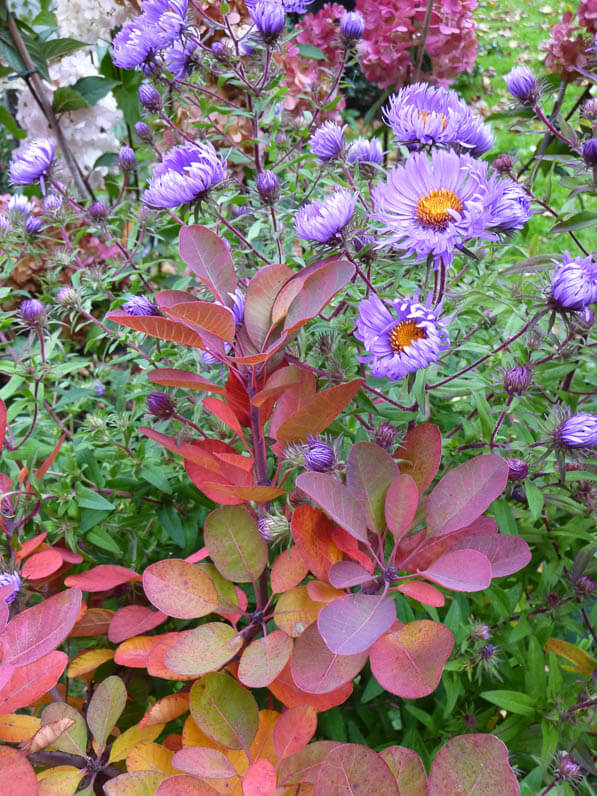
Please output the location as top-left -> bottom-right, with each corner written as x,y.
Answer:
296,43 -> 327,61
71,76 -> 119,106
550,210 -> 597,234
0,105 -> 25,138
76,484 -> 115,511
40,37 -> 88,61
52,86 -> 89,113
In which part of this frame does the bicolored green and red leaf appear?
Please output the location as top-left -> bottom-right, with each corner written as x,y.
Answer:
385,473 -> 419,543
189,672 -> 259,751
380,746 -> 427,795
295,473 -> 369,544
314,743 -> 399,796
203,505 -> 267,583
143,559 -> 218,619
165,623 -> 243,677
427,734 -> 520,795
238,631 -> 293,688
179,224 -> 237,304
290,622 -> 368,694
345,441 -> 398,534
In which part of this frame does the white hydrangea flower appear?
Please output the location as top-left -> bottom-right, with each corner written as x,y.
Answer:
16,50 -> 123,188
54,0 -> 133,43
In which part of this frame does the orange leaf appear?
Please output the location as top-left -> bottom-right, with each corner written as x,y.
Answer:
273,705 -> 317,759
0,747 -> 38,795
139,693 -> 190,728
127,741 -> 177,775
165,301 -> 236,344
268,662 -> 352,713
291,506 -> 343,582
148,368 -> 226,395
114,635 -> 161,669
67,648 -> 115,678
107,311 -> 206,349
273,586 -> 322,638
271,547 -> 309,594
70,607 -> 114,637
0,651 -> 68,714
15,532 -> 48,562
35,433 -> 66,481
275,380 -> 362,444
0,713 -> 40,743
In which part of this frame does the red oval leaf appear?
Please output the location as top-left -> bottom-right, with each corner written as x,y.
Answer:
0,651 -> 68,713
0,747 -> 38,795
179,224 -> 237,304
273,705 -> 318,759
21,549 -> 64,580
385,473 -> 419,543
64,565 -> 141,592
420,549 -> 492,592
397,422 -> 442,493
143,559 -> 218,619
295,473 -> 369,543
242,759 -> 277,796
108,605 -> 168,644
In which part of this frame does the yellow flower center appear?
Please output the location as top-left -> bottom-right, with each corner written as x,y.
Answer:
389,320 -> 427,353
415,189 -> 463,231
418,110 -> 448,130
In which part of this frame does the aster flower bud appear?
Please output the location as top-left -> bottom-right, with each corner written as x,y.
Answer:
56,286 -> 79,307
147,391 -> 176,419
257,512 -> 290,543
8,194 -> 32,215
139,84 -> 162,113
295,190 -> 355,245
503,364 -> 532,396
135,121 -> 154,143
504,65 -> 540,106
576,574 -> 595,596
0,571 -> 21,605
122,295 -> 161,316
480,643 -> 495,660
554,412 -> 597,450
311,122 -> 346,162
256,170 -> 280,205
250,0 -> 285,44
231,205 -> 250,218
556,754 -> 582,782
211,40 -> 228,60
549,252 -> 597,311
20,298 -> 46,327
374,422 -> 398,453
582,98 -> 597,121
340,10 -> 365,41
507,458 -> 528,481
493,153 -> 513,173
119,145 -> 137,172
304,436 -> 336,472
582,137 -> 597,167
24,215 -> 43,235
94,381 -> 106,397
471,623 -> 492,641
88,201 -> 109,221
43,193 -> 62,215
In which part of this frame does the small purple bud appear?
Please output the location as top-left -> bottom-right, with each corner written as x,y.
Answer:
231,205 -> 250,219
340,10 -> 365,41
147,391 -> 176,419
504,65 -> 540,106
582,138 -> 597,168
503,364 -> 532,396
211,40 -> 228,60
511,486 -> 526,504
493,153 -> 513,173
0,571 -> 21,604
507,458 -> 528,481
583,98 -> 597,121
94,381 -> 106,397
139,84 -> 162,113
256,170 -> 280,205
304,436 -> 335,472
135,121 -> 154,143
257,512 -> 290,543
43,193 -> 62,214
20,298 -> 46,326
119,145 -> 137,172
88,201 -> 109,221
480,643 -> 495,660
576,574 -> 595,596
373,422 -> 397,453
24,215 -> 43,234
56,286 -> 78,306
240,40 -> 256,56
557,755 -> 582,781
122,295 -> 161,316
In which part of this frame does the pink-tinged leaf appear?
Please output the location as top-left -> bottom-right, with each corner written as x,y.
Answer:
276,380 -> 362,444
420,549 -> 492,592
228,334 -> 289,365
0,587 -> 82,666
64,565 -> 141,592
0,662 -> 14,691
0,747 -> 38,795
295,473 -> 369,543
107,311 -> 206,348
204,505 -> 267,583
165,301 -> 236,343
143,559 -> 218,619
399,516 -> 498,574
269,662 -> 353,712
277,741 -> 339,786
427,454 -> 509,535
0,592 -> 8,632
156,775 -> 220,795
271,546 -> 309,593
105,772 -> 168,796
251,366 -> 302,407
141,428 -> 220,471
86,675 -> 127,749
165,622 -> 243,677
54,547 -> 83,564
244,264 -> 294,350
314,743 -> 399,796
282,259 -> 355,334
15,532 -> 47,561
396,580 -> 445,607
243,759 -> 277,796
385,474 -> 419,543
237,631 -> 293,688
20,548 -> 63,580
147,368 -> 226,395
369,620 -> 454,698
147,633 -> 197,681
380,746 -> 427,795
201,483 -> 286,503
346,442 -> 399,534
328,561 -> 375,589
186,547 -> 209,564
108,605 -> 168,644
155,289 -> 198,309
290,505 -> 344,581
172,746 -> 236,779
190,672 -> 259,750
451,535 -> 531,578
0,651 -> 67,713
317,593 -> 396,655
179,224 -> 237,304
273,705 -> 317,759
291,621 -> 368,694
428,734 -> 520,796
397,423 -> 443,494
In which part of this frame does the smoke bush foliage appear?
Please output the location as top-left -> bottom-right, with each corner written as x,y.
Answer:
0,0 -> 596,793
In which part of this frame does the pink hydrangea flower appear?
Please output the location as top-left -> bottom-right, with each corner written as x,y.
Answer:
579,0 -> 597,34
543,10 -> 592,81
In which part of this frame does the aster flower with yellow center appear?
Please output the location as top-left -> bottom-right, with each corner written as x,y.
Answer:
355,293 -> 449,381
370,149 -> 489,267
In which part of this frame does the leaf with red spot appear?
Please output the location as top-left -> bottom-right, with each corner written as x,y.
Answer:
291,622 -> 368,694
317,593 -> 396,655
179,224 -> 237,304
65,565 -> 141,592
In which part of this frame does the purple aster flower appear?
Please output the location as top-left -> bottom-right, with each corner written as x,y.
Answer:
229,288 -> 245,325
346,137 -> 383,168
556,755 -> 582,783
295,190 -> 355,244
143,141 -> 227,208
147,391 -> 176,418
355,293 -> 449,381
8,195 -> 32,215
122,295 -> 162,316
382,83 -> 494,155
9,138 -> 56,191
582,138 -> 597,168
249,0 -> 285,43
135,121 -> 154,143
340,10 -> 365,41
164,41 -> 197,78
139,84 -> 162,112
503,364 -> 532,396
256,170 -> 280,204
484,175 -> 532,234
142,0 -> 188,47
555,413 -> 597,450
370,149 -> 489,267
0,215 -> 9,236
112,21 -> 156,70
20,298 -> 46,327
304,436 -> 336,472
25,215 -> 43,234
549,252 -> 597,311
0,571 -> 21,605
282,0 -> 314,11
94,381 -> 106,397
504,66 -> 540,106
310,121 -> 346,161
43,193 -> 62,215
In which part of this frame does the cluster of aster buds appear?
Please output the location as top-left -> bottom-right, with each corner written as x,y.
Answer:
147,392 -> 176,419
20,298 -> 46,329
583,98 -> 597,123
503,363 -> 532,396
